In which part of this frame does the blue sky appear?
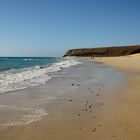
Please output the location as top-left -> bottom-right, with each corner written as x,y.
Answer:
0,0 -> 140,56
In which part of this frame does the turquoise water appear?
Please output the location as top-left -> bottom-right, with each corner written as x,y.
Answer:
0,57 -> 80,94
0,57 -> 61,72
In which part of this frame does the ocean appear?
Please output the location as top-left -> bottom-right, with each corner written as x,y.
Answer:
0,57 -> 81,94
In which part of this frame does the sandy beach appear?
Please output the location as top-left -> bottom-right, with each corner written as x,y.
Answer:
92,53 -> 140,73
1,0 -> 140,139
0,55 -> 140,140
90,54 -> 140,139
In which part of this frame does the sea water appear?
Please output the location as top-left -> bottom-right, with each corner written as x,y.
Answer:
0,57 -> 81,94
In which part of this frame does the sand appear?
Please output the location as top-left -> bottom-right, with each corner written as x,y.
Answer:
89,54 -> 140,139
91,53 -> 140,73
0,55 -> 140,140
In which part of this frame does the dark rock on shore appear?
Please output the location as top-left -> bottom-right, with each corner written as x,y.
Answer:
64,45 -> 140,57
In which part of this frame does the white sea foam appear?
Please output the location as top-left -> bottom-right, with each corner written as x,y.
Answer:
0,105 -> 47,130
0,59 -> 81,94
23,58 -> 32,61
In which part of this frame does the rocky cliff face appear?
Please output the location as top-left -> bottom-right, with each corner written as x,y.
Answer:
64,45 -> 140,57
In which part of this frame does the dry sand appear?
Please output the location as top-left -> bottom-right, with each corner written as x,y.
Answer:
91,53 -> 140,73
89,54 -> 140,139
0,55 -> 140,140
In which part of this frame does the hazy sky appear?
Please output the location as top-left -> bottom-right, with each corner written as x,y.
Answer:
0,0 -> 140,56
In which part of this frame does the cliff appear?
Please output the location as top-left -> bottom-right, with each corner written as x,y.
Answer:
64,45 -> 140,57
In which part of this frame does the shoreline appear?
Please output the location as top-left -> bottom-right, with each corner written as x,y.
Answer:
0,55 -> 140,139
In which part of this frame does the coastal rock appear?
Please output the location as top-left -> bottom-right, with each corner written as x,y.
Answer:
64,45 -> 140,57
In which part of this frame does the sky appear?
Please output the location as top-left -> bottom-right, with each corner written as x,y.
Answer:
0,0 -> 140,57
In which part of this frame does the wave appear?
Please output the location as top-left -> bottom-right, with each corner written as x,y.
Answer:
23,58 -> 32,61
0,59 -> 81,94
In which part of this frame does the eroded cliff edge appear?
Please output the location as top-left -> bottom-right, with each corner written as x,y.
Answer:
64,45 -> 140,57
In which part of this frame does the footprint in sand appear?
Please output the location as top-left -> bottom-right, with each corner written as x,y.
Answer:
78,114 -> 80,116
98,124 -> 102,127
92,128 -> 96,132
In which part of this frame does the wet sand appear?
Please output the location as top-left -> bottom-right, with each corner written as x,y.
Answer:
0,56 -> 139,140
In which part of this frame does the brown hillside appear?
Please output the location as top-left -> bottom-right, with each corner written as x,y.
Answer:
64,45 -> 140,57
